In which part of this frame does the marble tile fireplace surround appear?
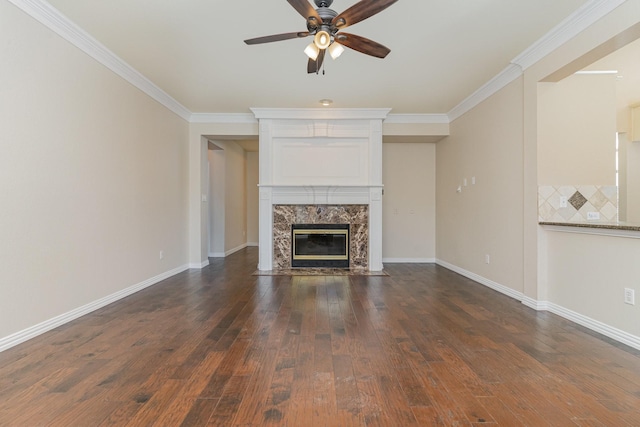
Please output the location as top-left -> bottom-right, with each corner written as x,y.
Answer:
252,108 -> 390,272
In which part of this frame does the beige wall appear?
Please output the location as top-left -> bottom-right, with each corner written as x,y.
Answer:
544,231 -> 640,337
538,74 -> 617,185
525,0 -> 640,342
222,141 -> 247,253
437,78 -> 525,293
208,147 -> 225,255
625,137 -> 640,221
188,123 -> 258,265
0,1 -> 189,339
382,142 -> 436,261
246,152 -> 259,245
206,140 -> 248,255
437,2 -> 640,342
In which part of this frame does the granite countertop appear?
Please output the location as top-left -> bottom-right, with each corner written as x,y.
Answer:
539,221 -> 640,232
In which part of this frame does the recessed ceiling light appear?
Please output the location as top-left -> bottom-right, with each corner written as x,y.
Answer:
319,99 -> 333,106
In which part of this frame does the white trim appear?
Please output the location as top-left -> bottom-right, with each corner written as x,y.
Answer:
7,0 -> 191,121
0,264 -> 189,352
189,259 -> 209,269
190,113 -> 257,124
383,258 -> 436,263
384,114 -> 450,124
251,108 -> 392,120
512,0 -> 627,70
11,0 -> 624,126
545,301 -> 640,351
436,259 -> 524,301
447,64 -> 523,122
541,224 -> 640,239
209,244 -> 249,258
521,296 -> 549,311
225,243 -> 248,256
447,0 -> 625,122
436,260 -> 640,351
246,242 -> 259,247
574,70 -> 619,75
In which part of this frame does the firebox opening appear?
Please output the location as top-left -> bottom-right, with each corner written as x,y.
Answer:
291,224 -> 349,268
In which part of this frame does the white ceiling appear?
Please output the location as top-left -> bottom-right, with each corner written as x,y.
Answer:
45,0 -> 589,115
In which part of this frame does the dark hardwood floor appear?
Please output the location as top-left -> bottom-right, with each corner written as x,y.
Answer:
1,247 -> 639,426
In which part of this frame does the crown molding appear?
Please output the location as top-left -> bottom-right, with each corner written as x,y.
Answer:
513,0 -> 627,71
8,0 -> 191,121
11,0 -> 626,127
250,108 -> 392,120
448,0 -> 626,123
191,112 -> 446,125
190,113 -> 257,124
384,114 -> 450,124
447,64 -> 523,122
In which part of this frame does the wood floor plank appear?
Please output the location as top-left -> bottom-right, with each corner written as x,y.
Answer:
1,249 -> 639,426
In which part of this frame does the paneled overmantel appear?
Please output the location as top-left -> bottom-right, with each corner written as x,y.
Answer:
252,108 -> 391,271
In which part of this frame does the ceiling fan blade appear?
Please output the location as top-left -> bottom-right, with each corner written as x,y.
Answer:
287,0 -> 323,28
335,33 -> 390,58
332,0 -> 398,29
244,31 -> 309,45
307,49 -> 326,74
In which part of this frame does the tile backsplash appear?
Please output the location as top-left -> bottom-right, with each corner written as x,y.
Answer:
538,185 -> 618,222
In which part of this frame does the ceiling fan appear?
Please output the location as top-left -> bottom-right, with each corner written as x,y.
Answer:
244,0 -> 398,74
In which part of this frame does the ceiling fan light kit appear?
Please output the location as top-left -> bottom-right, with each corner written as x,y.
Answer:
314,30 -> 331,49
244,0 -> 398,74
304,42 -> 320,60
328,42 -> 344,59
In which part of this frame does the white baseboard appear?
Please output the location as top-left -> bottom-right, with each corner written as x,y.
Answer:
210,243 -> 250,258
544,302 -> 640,351
436,259 -> 524,302
383,257 -> 436,263
246,242 -> 259,247
0,264 -> 190,353
436,259 -> 640,351
189,259 -> 209,269
226,243 -> 247,256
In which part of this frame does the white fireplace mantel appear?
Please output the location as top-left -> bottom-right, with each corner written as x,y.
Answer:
252,108 -> 390,271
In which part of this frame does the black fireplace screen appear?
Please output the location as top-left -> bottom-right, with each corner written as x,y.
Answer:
291,224 -> 349,268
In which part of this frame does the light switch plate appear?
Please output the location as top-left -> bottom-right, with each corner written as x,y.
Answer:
587,212 -> 600,220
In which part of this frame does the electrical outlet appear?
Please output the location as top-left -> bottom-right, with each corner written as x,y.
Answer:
159,250 -> 164,260
485,254 -> 490,264
624,288 -> 635,305
560,196 -> 568,208
587,212 -> 600,220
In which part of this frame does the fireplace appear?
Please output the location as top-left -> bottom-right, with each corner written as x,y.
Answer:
252,108 -> 389,272
291,224 -> 349,268
272,204 -> 368,270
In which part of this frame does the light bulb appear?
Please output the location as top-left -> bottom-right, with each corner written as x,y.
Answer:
304,42 -> 319,60
314,31 -> 331,49
328,42 -> 344,59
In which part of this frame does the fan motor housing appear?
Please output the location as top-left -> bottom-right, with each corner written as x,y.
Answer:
316,7 -> 337,24
314,0 -> 333,7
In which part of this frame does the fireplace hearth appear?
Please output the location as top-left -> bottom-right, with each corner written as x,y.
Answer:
292,224 -> 349,268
